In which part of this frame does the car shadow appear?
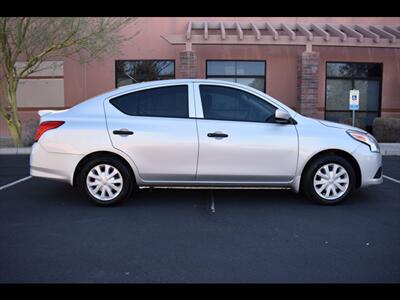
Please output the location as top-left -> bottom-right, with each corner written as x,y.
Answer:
28,178 -> 384,210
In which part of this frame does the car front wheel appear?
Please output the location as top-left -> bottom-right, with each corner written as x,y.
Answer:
302,155 -> 356,205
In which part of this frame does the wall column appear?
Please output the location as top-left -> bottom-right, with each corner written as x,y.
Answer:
178,48 -> 198,79
297,50 -> 320,118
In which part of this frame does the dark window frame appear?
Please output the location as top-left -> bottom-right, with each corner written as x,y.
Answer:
115,59 -> 176,88
324,61 -> 383,126
198,84 -> 281,124
206,60 -> 267,93
109,84 -> 189,119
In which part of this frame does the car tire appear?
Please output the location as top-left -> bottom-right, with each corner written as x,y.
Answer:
79,156 -> 134,206
301,155 -> 356,205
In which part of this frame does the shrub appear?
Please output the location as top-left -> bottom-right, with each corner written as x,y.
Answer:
372,117 -> 400,142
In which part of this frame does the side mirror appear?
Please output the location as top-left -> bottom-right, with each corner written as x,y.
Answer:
275,109 -> 291,123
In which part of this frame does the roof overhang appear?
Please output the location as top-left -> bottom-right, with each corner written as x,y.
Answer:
162,21 -> 400,50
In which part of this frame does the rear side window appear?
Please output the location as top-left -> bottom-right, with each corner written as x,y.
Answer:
199,85 -> 277,122
110,85 -> 188,118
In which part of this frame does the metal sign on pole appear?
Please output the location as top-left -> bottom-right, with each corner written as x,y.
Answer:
349,90 -> 360,127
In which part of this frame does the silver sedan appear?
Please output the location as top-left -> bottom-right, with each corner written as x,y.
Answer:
30,79 -> 383,206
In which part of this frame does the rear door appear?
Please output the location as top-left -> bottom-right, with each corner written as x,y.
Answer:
104,83 -> 198,182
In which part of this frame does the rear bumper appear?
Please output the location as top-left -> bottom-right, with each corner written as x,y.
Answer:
352,144 -> 383,188
30,142 -> 83,185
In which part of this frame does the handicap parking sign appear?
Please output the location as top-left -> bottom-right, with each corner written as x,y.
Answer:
349,90 -> 360,110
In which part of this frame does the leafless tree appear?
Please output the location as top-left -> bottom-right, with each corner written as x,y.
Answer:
0,17 -> 136,146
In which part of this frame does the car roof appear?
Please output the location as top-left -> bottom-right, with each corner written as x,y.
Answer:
114,79 -> 238,91
113,78 -> 269,99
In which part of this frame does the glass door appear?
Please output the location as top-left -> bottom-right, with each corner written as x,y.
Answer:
325,62 -> 382,132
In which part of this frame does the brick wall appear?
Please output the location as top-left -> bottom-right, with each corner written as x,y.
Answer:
297,51 -> 320,118
178,50 -> 198,79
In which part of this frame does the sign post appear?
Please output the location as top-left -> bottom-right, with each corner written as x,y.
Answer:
349,90 -> 360,127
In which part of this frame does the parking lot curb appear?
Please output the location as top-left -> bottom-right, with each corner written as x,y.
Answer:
0,144 -> 400,156
379,143 -> 400,156
0,147 -> 32,155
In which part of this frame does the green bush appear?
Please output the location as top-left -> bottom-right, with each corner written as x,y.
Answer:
372,117 -> 400,142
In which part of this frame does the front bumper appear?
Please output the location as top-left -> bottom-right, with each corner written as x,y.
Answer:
30,142 -> 84,185
352,144 -> 383,187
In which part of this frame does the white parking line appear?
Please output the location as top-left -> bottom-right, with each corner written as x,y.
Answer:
383,175 -> 400,184
0,176 -> 32,191
210,190 -> 215,213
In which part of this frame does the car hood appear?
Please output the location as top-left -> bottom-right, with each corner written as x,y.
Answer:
314,119 -> 367,133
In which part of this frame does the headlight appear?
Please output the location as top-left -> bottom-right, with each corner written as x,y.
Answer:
347,130 -> 380,153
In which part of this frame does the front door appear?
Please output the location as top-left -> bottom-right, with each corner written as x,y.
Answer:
104,84 -> 198,182
195,84 -> 298,183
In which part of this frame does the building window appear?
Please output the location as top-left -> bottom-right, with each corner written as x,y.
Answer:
325,62 -> 382,132
206,60 -> 266,92
115,60 -> 175,88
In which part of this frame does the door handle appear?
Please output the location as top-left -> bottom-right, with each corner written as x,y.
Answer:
113,129 -> 134,135
207,132 -> 228,138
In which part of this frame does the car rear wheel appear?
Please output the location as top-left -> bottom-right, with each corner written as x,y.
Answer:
79,157 -> 134,206
302,155 -> 356,205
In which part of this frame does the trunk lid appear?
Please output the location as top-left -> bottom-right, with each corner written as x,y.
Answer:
38,109 -> 69,121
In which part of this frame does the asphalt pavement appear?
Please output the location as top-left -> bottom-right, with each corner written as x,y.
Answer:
0,155 -> 399,283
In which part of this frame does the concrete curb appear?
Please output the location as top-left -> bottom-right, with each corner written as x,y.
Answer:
1,144 -> 400,156
0,147 -> 32,155
379,143 -> 400,156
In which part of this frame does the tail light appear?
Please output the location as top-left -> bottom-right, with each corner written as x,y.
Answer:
34,121 -> 65,142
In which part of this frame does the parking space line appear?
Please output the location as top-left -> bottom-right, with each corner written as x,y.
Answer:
383,175 -> 400,184
0,176 -> 32,191
210,190 -> 215,213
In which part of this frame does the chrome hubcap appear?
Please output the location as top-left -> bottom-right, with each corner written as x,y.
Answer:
86,164 -> 123,201
313,163 -> 349,200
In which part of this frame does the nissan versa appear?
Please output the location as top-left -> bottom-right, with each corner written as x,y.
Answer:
30,79 -> 383,206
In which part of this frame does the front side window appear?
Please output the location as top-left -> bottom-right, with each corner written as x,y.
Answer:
325,62 -> 382,132
206,61 -> 266,92
110,85 -> 188,118
199,85 -> 276,123
115,60 -> 175,88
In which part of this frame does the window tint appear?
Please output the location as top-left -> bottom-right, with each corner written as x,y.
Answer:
326,62 -> 382,78
110,85 -> 188,118
200,85 -> 277,123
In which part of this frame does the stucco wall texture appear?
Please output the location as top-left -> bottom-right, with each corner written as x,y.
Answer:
1,17 -> 400,142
